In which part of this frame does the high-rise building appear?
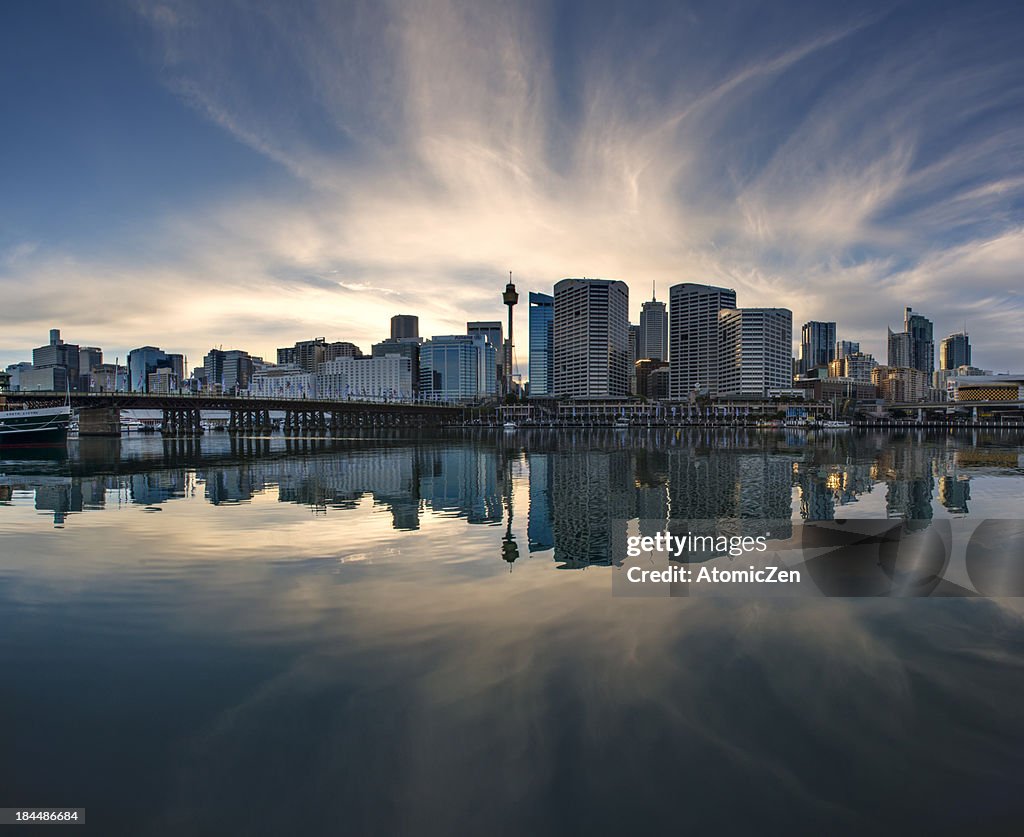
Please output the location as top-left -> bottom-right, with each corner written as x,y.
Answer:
203,348 -> 253,393
552,278 -> 630,398
835,340 -> 860,360
940,332 -> 971,370
467,321 -> 504,393
718,308 -> 793,398
323,342 -> 363,362
419,334 -> 497,401
391,315 -> 419,340
78,344 -> 103,372
639,287 -> 668,361
888,307 -> 934,375
33,328 -> 81,391
799,321 -> 836,375
528,292 -> 554,397
372,338 -> 421,395
668,283 -> 736,399
628,324 -> 640,394
128,346 -> 178,392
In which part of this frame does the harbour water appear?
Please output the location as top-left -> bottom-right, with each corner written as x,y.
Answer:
2,429 -> 1023,835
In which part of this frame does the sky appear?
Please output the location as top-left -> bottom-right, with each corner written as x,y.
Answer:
2,0 -> 1023,375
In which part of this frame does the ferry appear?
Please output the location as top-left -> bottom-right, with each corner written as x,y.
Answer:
0,397 -> 72,448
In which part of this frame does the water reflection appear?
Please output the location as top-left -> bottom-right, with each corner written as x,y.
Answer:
3,430 -> 1024,835
2,429 -> 1022,568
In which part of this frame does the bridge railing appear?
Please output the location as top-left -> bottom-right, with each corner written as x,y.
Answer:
7,391 -> 469,409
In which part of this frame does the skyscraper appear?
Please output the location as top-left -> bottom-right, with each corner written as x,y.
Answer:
419,334 -> 497,400
391,315 -> 419,340
799,321 -> 836,375
888,307 -> 934,375
835,340 -> 860,360
33,328 -> 81,391
467,321 -> 504,393
718,308 -> 793,397
639,286 -> 668,361
528,292 -> 554,396
553,278 -> 630,398
668,283 -> 737,399
940,332 -> 971,370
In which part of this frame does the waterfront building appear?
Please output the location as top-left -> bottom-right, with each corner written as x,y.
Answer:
799,321 -> 836,375
668,283 -> 736,399
950,374 -> 1024,403
248,365 -> 316,399
888,307 -> 934,376
793,377 -> 878,402
553,278 -> 630,398
317,355 -> 413,401
639,288 -> 668,362
17,366 -> 70,392
718,308 -> 793,398
635,359 -> 669,400
391,315 -> 419,340
419,334 -> 497,401
528,292 -> 554,397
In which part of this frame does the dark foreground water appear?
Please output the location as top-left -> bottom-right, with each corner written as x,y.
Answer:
1,429 -> 1023,836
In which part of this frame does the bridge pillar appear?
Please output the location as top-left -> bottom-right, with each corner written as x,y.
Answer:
78,407 -> 121,437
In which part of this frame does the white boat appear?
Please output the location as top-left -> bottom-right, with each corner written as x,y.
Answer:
503,421 -> 518,431
614,416 -> 631,430
820,420 -> 851,429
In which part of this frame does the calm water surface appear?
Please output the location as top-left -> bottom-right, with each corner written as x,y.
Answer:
1,429 -> 1023,836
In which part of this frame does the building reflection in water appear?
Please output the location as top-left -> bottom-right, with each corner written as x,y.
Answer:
3,429 -> 1017,564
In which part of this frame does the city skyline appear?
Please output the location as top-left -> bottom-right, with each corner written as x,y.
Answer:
2,1 -> 1024,373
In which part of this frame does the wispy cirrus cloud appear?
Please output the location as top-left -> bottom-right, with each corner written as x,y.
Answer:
1,0 -> 1022,372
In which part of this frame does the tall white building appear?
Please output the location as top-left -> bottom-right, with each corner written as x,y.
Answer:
668,283 -> 737,399
718,308 -> 793,398
317,355 -> 413,401
553,278 -> 630,398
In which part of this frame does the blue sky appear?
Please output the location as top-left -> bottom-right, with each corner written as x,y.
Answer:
2,0 -> 1023,373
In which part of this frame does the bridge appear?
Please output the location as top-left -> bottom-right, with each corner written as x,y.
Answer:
2,391 -> 465,435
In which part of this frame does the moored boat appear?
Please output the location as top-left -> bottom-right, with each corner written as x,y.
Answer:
0,398 -> 72,448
